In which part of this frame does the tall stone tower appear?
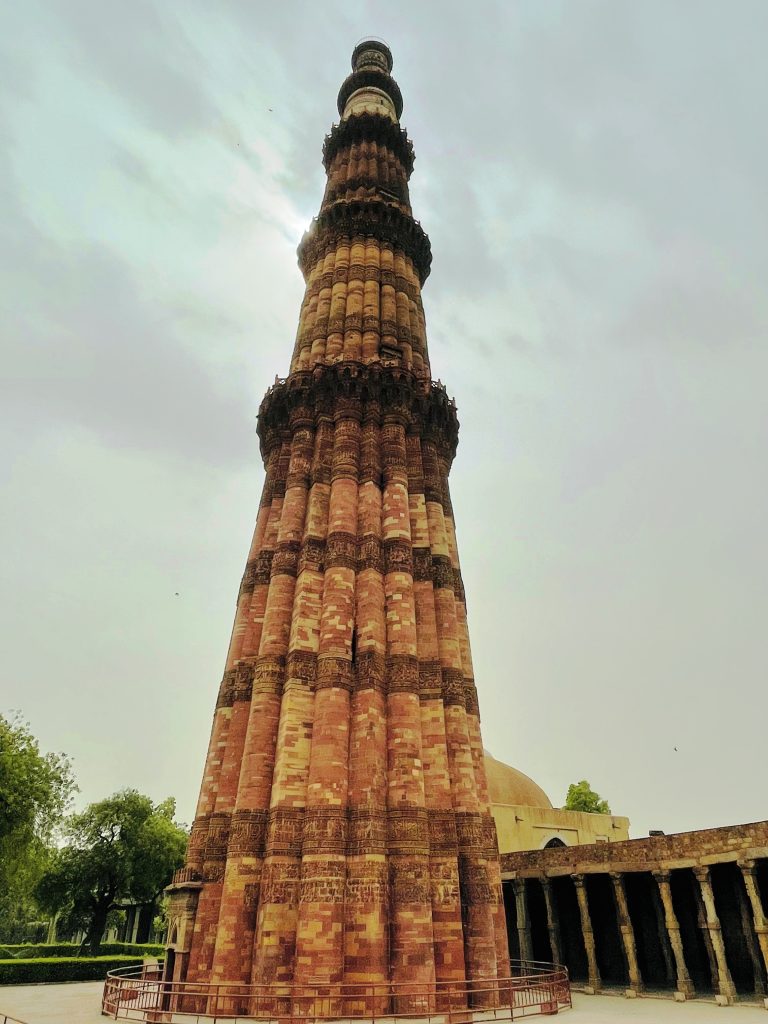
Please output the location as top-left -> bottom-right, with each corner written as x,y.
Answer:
167,40 -> 509,1006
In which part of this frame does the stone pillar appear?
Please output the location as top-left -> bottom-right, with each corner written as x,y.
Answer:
691,871 -> 719,995
653,871 -> 694,998
693,866 -> 736,1004
165,880 -> 202,1009
650,878 -> 677,987
739,860 -> 768,992
610,873 -> 643,994
735,865 -> 765,996
511,879 -> 533,962
541,878 -> 563,966
572,875 -> 600,992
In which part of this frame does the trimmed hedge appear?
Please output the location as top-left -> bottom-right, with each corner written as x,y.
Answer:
0,955 -> 148,984
0,942 -> 164,960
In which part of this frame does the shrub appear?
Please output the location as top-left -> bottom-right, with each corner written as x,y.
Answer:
0,955 -> 149,983
0,942 -> 164,960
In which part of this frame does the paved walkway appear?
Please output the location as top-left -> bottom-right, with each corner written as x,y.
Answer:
1,983 -> 767,1023
571,992 -> 767,1020
0,981 -> 104,1023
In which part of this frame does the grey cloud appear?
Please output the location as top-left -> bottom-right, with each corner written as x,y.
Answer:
1,194 -> 255,466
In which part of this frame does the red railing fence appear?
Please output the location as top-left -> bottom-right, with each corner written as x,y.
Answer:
102,959 -> 570,1021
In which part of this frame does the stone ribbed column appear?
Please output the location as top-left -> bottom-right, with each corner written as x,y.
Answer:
572,875 -> 600,992
693,866 -> 736,1003
422,436 -> 498,1002
653,870 -> 694,997
740,860 -> 768,991
250,417 -> 333,990
185,440 -> 289,985
383,413 -> 436,1010
541,878 -> 563,966
610,873 -> 642,993
293,403 -> 361,989
408,432 -> 466,1005
210,413 -> 315,989
361,238 -> 381,364
344,400 -> 388,1001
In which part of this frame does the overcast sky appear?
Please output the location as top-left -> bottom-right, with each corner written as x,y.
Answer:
2,1 -> 766,841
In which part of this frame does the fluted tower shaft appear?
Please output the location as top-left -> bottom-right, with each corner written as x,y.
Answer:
166,40 -> 509,1009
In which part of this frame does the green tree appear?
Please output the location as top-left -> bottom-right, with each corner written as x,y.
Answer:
0,713 -> 75,940
36,791 -> 187,954
564,779 -> 611,815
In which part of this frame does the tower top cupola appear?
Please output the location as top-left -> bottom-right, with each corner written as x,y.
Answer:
338,37 -> 403,122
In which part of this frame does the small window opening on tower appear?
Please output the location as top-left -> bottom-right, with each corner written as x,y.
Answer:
351,628 -> 357,666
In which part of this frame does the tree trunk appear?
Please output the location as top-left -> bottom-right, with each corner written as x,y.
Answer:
136,903 -> 156,944
86,900 -> 111,955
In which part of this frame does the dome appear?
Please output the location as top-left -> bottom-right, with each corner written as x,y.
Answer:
483,751 -> 553,809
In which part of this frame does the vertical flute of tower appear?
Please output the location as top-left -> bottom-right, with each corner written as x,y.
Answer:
407,433 -> 467,1003
292,396 -> 360,987
183,438 -> 286,984
168,40 -> 508,1008
344,396 -> 388,995
382,409 -> 437,1006
247,411 -> 332,990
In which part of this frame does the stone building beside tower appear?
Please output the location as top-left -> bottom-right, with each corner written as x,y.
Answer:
166,40 -> 509,1001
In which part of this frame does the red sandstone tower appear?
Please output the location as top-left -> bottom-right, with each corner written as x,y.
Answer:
166,40 -> 509,1009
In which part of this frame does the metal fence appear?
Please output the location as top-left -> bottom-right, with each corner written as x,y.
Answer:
102,959 -> 571,1021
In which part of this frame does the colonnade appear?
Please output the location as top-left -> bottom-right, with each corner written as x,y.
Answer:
503,858 -> 768,1004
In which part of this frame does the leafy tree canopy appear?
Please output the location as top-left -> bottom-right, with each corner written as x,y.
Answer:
564,779 -> 611,815
36,790 -> 187,954
0,713 -> 75,939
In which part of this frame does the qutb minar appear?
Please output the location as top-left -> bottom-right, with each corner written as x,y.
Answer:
166,40 -> 510,1006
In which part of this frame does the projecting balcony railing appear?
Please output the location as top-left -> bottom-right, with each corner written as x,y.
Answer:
101,959 -> 571,1021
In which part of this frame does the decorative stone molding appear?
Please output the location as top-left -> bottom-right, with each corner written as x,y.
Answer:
298,199 -> 431,284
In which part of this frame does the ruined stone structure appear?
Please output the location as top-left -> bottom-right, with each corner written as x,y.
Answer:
500,820 -> 768,1005
166,41 -> 508,1003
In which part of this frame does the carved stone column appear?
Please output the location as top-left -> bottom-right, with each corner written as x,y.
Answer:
653,871 -> 694,998
740,860 -> 768,991
650,878 -> 676,987
572,874 -> 600,992
735,867 -> 766,996
541,878 -> 563,966
610,873 -> 643,993
511,879 -> 533,962
693,866 -> 736,1004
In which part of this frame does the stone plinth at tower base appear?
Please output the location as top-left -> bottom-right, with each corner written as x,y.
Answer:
156,39 -> 535,1017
